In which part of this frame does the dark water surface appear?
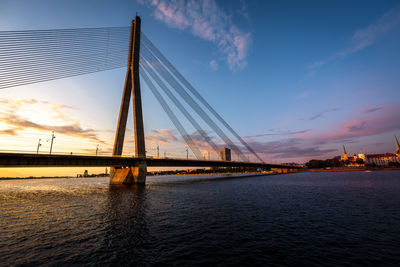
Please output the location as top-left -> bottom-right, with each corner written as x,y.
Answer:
1,171 -> 400,266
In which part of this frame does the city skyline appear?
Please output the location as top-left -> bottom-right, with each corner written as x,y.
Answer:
1,0 -> 400,176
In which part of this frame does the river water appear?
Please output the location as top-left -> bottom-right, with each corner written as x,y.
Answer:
1,171 -> 400,266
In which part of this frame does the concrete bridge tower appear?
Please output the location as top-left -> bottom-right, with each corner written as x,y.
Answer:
110,16 -> 147,184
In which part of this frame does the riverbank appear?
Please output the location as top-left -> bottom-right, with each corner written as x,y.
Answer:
297,167 -> 400,173
2,168 -> 399,180
0,171 -> 274,180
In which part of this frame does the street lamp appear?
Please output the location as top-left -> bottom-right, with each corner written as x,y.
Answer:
36,139 -> 41,154
49,131 -> 56,155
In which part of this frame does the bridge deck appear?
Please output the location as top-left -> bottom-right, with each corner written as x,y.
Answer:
0,153 -> 298,169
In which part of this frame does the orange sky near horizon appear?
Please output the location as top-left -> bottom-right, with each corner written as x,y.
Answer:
0,166 -> 193,178
0,97 -> 215,178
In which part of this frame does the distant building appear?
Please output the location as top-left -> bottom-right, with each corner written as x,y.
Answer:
220,148 -> 231,161
340,145 -> 362,166
341,136 -> 400,167
365,153 -> 399,166
365,136 -> 400,166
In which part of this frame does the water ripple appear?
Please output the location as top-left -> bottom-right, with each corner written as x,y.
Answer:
1,171 -> 400,265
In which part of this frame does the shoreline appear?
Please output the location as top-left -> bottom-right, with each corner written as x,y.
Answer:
1,168 -> 400,180
297,167 -> 400,173
0,172 -> 269,180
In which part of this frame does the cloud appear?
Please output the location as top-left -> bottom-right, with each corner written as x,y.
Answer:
145,129 -> 178,143
140,103 -> 399,162
185,129 -> 220,152
0,98 -> 105,143
244,104 -> 400,161
364,107 -> 382,113
209,60 -> 219,71
0,129 -> 19,136
312,105 -> 400,145
139,0 -> 252,71
236,0 -> 250,21
347,121 -> 367,132
145,128 -> 220,154
308,108 -> 341,121
308,6 -> 400,70
244,138 -> 337,159
244,129 -> 309,138
2,113 -> 104,143
296,108 -> 341,121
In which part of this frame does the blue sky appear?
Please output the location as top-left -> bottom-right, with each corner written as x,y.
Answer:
0,0 -> 400,170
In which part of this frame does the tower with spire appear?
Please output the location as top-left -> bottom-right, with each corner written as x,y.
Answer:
342,145 -> 348,161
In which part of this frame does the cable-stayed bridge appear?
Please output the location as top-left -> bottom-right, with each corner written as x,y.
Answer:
0,16 -> 299,184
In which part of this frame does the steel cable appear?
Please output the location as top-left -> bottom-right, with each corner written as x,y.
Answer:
0,26 -> 130,89
141,42 -> 247,161
140,53 -> 220,155
142,33 -> 264,163
140,65 -> 201,159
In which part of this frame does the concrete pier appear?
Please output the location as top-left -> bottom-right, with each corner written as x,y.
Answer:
110,162 -> 147,184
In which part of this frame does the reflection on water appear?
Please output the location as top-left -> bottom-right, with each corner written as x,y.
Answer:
1,171 -> 400,265
103,185 -> 151,265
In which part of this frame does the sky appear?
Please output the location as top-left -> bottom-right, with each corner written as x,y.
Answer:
0,0 -> 400,176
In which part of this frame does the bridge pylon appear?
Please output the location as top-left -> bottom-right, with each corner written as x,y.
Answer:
110,16 -> 147,185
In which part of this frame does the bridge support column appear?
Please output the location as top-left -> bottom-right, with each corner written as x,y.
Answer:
110,162 -> 147,185
110,16 -> 146,185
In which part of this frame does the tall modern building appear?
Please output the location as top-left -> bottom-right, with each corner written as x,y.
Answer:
220,148 -> 231,161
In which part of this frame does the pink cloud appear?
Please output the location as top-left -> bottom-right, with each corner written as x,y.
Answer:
311,104 -> 400,145
140,0 -> 251,71
153,0 -> 190,30
241,104 -> 400,162
145,129 -> 178,143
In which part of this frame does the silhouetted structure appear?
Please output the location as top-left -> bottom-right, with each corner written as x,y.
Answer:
110,16 -> 147,185
220,148 -> 231,161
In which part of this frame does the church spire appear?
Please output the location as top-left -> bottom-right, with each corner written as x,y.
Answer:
342,145 -> 348,160
395,135 -> 400,155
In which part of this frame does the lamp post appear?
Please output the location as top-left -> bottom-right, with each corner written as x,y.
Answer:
36,139 -> 41,154
49,131 -> 56,155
